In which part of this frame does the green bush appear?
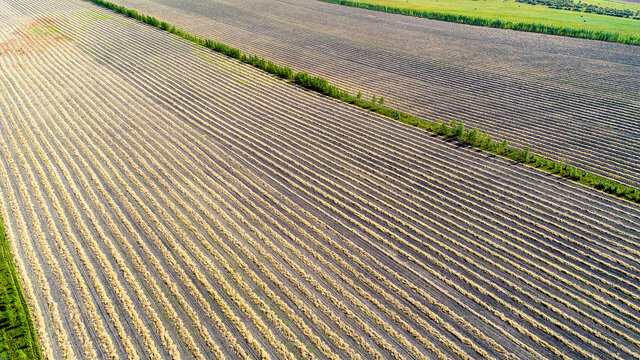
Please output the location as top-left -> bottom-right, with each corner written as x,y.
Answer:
466,128 -> 479,145
436,120 -> 449,135
451,120 -> 465,139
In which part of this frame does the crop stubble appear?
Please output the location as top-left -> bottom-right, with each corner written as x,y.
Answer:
107,0 -> 640,187
0,0 -> 639,359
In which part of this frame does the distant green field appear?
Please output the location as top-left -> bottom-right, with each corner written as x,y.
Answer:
324,0 -> 640,37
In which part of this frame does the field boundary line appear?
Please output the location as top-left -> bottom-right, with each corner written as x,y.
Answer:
317,0 -> 640,45
81,0 -> 640,205
0,214 -> 43,359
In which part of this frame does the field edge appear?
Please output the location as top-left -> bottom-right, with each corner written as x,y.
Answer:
0,214 -> 42,360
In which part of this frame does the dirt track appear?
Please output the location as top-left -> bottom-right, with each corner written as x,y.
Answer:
1,0 -> 640,359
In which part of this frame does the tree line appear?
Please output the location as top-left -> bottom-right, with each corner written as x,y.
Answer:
517,0 -> 640,20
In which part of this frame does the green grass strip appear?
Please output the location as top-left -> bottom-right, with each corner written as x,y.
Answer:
83,0 -> 640,204
0,215 -> 42,360
317,0 -> 640,45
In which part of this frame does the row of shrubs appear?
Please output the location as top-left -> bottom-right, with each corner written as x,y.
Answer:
82,0 -> 640,204
517,0 -> 640,20
430,120 -> 640,202
317,0 -> 640,45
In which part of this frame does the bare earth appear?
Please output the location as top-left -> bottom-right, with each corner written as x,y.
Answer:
1,0 -> 640,359
109,0 -> 640,187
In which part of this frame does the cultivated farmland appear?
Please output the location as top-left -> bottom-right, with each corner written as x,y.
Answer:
107,0 -> 640,187
1,0 -> 640,359
319,0 -> 640,39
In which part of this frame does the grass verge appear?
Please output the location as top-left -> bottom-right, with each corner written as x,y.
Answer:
0,215 -> 41,359
317,0 -> 640,45
83,0 -> 640,204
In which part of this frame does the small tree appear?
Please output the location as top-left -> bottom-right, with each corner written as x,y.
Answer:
485,136 -> 493,149
452,122 -> 465,139
357,91 -> 362,100
438,120 -> 449,136
379,97 -> 385,106
466,128 -> 479,145
372,95 -> 377,104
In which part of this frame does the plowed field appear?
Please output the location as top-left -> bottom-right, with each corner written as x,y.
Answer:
110,0 -> 640,186
1,0 -> 639,359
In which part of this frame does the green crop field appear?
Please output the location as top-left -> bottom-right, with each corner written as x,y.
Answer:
327,0 -> 640,36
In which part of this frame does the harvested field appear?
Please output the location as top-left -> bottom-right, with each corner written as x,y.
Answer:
2,0 -> 640,359
108,0 -> 640,187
